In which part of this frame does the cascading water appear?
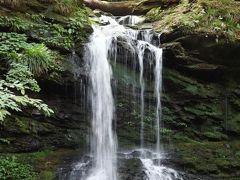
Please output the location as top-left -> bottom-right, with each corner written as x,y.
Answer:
154,48 -> 162,157
84,20 -> 119,180
63,15 -> 182,180
137,42 -> 145,150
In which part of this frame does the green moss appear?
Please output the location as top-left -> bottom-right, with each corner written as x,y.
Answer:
170,141 -> 240,176
0,149 -> 80,180
147,0 -> 240,40
53,0 -> 83,15
184,105 -> 222,117
39,170 -> 55,180
163,68 -> 220,97
15,118 -> 31,134
203,131 -> 228,141
226,114 -> 240,134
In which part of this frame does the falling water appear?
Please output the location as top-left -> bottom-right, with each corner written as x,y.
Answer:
65,15 -> 182,180
84,15 -> 144,180
85,23 -> 117,180
135,39 -> 163,154
137,42 -> 146,150
118,15 -> 144,25
141,159 -> 180,180
154,48 -> 163,155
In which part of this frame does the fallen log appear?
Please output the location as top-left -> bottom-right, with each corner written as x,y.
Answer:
83,0 -> 180,15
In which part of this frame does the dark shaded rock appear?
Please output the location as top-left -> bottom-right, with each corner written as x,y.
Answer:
118,158 -> 146,180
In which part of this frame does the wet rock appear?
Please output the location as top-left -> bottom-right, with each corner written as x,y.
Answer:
119,158 -> 146,180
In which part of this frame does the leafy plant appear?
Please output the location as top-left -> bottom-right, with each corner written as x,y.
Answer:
0,33 -> 59,76
67,8 -> 91,39
0,155 -> 37,180
0,63 -> 54,122
0,16 -> 34,32
31,23 -> 74,50
68,8 -> 90,30
6,63 -> 40,93
18,44 -> 54,76
0,32 -> 28,58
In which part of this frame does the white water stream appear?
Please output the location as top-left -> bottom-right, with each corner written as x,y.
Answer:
84,18 -> 119,180
66,15 -> 182,180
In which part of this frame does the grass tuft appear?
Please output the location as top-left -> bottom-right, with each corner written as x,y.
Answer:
53,0 -> 82,15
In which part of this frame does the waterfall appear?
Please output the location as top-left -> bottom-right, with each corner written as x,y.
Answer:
154,48 -> 163,155
137,42 -> 146,150
83,15 -> 143,180
136,41 -> 163,157
64,15 -> 182,180
85,23 -> 117,180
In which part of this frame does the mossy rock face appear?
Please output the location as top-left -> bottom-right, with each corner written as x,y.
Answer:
146,0 -> 240,40
112,30 -> 240,177
167,141 -> 240,177
118,158 -> 146,180
226,114 -> 240,135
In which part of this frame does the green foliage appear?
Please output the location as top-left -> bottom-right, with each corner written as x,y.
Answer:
30,23 -> 74,50
0,155 -> 37,180
18,44 -> 54,76
0,32 -> 27,58
49,24 -> 74,49
33,8 -> 90,49
0,32 -> 60,76
6,63 -> 40,93
203,131 -> 228,140
199,0 -> 240,35
0,63 -> 54,122
0,2 -> 91,123
0,9 -> 90,51
0,16 -> 34,32
68,8 -> 90,30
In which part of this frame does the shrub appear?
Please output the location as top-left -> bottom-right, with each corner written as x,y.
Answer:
0,63 -> 54,122
20,44 -> 54,76
0,155 -> 37,180
0,32 -> 27,58
6,63 -> 40,93
0,16 -> 34,32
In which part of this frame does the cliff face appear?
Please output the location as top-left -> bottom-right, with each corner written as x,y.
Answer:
143,0 -> 240,177
0,1 -> 93,178
113,30 -> 240,178
0,0 -> 240,179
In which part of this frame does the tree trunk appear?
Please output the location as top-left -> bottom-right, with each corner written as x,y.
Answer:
83,0 -> 180,15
